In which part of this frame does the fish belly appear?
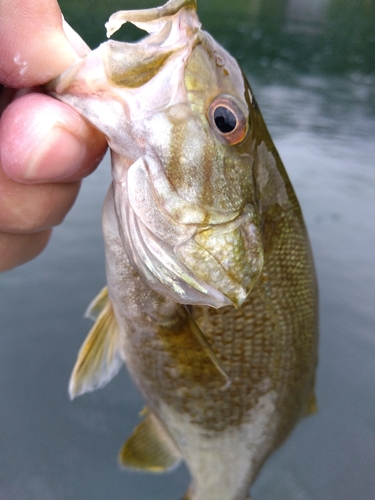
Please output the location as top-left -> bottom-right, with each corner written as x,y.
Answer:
157,392 -> 279,500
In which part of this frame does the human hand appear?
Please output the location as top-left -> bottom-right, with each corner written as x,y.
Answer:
0,0 -> 108,272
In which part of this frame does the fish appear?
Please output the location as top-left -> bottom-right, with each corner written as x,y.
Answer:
47,0 -> 318,499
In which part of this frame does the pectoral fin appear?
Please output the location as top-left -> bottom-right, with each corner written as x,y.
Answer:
185,307 -> 231,390
69,287 -> 122,399
119,411 -> 182,472
85,286 -> 110,320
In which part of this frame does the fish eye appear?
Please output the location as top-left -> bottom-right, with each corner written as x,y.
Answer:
207,95 -> 248,145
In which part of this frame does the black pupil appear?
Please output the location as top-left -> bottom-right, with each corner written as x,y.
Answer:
213,106 -> 237,133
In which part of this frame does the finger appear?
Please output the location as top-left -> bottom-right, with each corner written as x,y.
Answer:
0,0 -> 79,88
0,93 -> 107,183
62,17 -> 91,57
0,164 -> 81,233
0,229 -> 52,272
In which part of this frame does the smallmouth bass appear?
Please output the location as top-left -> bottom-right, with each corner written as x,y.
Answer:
48,1 -> 318,499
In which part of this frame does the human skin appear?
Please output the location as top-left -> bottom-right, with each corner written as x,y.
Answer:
0,0 -> 107,271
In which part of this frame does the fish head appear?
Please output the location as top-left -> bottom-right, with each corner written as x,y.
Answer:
48,0 -> 266,308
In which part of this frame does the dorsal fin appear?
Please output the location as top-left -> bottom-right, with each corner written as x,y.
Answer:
119,410 -> 182,472
69,287 -> 123,399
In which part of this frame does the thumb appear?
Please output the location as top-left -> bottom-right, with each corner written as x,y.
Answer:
0,0 -> 83,88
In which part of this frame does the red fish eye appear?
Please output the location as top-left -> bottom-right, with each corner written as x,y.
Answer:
208,95 -> 248,145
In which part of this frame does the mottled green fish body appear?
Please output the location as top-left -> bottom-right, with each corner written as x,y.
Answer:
48,1 -> 318,499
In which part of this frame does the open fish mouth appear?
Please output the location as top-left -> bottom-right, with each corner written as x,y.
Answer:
113,154 -> 263,309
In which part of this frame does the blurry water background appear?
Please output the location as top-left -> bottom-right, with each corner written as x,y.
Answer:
1,0 -> 374,498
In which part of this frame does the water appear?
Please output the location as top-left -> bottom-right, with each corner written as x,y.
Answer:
1,1 -> 374,499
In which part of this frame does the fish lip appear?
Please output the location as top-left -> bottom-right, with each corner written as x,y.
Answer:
105,0 -> 201,40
